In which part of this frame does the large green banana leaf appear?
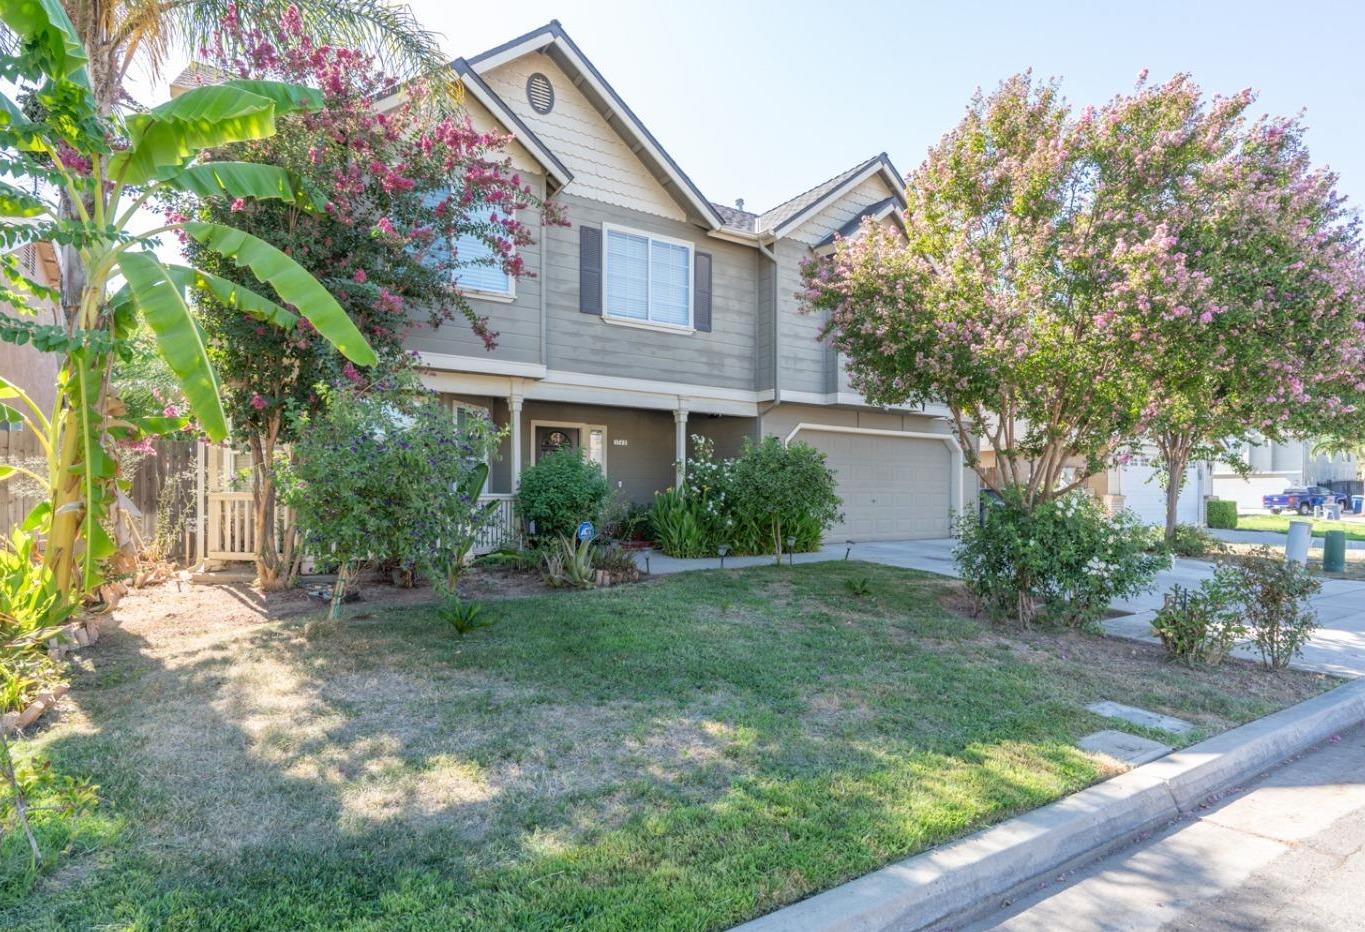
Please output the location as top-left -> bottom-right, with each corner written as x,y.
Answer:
218,80 -> 325,114
116,252 -> 229,441
163,162 -> 324,210
109,86 -> 281,186
181,221 -> 377,366
0,0 -> 90,87
163,264 -> 299,328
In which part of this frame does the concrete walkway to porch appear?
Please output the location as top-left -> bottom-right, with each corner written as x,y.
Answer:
635,538 -> 1365,678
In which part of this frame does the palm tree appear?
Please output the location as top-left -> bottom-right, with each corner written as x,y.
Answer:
67,0 -> 451,113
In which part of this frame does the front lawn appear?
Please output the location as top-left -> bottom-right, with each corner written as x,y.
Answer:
1236,513 -> 1365,541
2,563 -> 1332,929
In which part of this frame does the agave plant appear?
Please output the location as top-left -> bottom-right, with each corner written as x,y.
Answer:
0,0 -> 375,597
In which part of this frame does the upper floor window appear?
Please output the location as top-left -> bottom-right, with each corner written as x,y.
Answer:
603,224 -> 692,329
453,206 -> 515,299
420,194 -> 515,300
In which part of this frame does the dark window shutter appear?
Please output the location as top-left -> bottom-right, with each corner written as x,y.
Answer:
579,225 -> 602,315
694,251 -> 712,332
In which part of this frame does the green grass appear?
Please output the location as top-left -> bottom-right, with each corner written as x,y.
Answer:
1236,513 -> 1365,541
1,563 -> 1333,930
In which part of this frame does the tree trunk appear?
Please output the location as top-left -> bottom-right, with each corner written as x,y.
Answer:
1160,434 -> 1192,546
250,426 -> 288,590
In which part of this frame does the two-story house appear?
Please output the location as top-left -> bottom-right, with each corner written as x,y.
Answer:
413,21 -> 974,542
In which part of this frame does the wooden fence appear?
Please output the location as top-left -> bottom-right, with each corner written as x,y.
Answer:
4,433 -> 520,567
2,433 -> 203,562
0,428 -> 46,535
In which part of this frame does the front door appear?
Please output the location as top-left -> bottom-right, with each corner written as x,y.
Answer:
536,426 -> 580,459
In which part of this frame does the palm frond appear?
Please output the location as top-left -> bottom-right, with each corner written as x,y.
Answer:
166,0 -> 452,84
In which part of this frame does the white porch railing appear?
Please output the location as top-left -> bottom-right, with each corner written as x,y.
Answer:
204,491 -> 260,562
474,494 -> 517,555
202,491 -> 517,563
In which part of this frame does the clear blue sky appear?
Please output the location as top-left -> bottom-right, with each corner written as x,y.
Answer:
134,0 -> 1365,215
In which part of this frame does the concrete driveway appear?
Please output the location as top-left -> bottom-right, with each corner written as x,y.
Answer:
638,538 -> 1365,678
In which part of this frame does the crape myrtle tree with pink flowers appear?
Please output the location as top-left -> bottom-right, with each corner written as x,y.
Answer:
1132,98 -> 1365,542
804,72 -> 1365,543
181,10 -> 565,587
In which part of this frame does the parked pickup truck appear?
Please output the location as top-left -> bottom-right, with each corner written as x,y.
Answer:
1262,486 -> 1342,515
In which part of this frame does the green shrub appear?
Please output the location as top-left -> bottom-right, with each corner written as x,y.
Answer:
1168,523 -> 1222,558
647,437 -> 839,559
1151,582 -> 1243,665
725,437 -> 842,565
1221,547 -> 1321,670
954,488 -> 1170,628
515,449 -> 610,542
280,385 -> 502,617
1206,499 -> 1238,529
0,529 -> 76,714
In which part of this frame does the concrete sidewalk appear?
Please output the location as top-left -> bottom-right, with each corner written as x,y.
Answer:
1212,527 -> 1365,550
968,723 -> 1365,931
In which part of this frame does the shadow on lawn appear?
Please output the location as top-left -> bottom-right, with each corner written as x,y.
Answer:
2,572 -> 1172,927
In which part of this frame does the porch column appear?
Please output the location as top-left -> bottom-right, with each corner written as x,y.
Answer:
510,394 -> 524,490
674,407 -> 689,488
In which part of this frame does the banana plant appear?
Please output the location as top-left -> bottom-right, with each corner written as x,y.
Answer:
0,0 -> 376,597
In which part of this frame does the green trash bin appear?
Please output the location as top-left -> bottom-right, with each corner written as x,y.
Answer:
1323,530 -> 1347,574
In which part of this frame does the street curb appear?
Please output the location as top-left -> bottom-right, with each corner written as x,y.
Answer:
734,676 -> 1365,932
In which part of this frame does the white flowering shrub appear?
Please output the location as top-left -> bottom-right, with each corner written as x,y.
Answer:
954,488 -> 1170,627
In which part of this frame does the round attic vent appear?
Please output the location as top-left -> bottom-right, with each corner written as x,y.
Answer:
526,72 -> 554,114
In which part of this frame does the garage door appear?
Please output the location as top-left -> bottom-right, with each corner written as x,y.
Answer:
796,429 -> 952,541
1120,460 -> 1199,526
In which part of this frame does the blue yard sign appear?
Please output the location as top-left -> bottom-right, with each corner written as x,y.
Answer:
576,521 -> 595,542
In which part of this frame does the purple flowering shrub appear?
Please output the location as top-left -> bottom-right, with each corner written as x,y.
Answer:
280,384 -> 502,617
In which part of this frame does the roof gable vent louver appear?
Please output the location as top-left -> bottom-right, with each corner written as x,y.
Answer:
526,72 -> 555,114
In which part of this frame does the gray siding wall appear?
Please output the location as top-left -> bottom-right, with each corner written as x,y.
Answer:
545,194 -> 758,390
690,415 -> 758,461
773,238 -> 834,395
754,250 -> 776,392
405,174 -> 548,367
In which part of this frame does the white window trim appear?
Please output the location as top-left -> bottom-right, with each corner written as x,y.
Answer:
451,400 -> 493,468
459,285 -> 516,303
530,419 -> 608,474
601,222 -> 694,331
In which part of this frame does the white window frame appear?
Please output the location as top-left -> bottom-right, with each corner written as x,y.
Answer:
530,419 -> 608,474
452,207 -> 516,303
601,222 -> 695,333
451,400 -> 494,468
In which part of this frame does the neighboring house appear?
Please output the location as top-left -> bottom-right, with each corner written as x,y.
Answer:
0,240 -> 62,420
1089,456 -> 1207,527
0,239 -> 61,533
409,21 -> 974,541
1212,438 -> 1360,511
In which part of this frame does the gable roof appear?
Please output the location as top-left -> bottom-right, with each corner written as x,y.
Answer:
757,153 -> 906,240
813,196 -> 904,250
448,58 -> 573,190
710,202 -> 758,233
465,21 -> 724,230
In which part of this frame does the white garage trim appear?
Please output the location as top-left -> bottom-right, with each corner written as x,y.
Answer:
782,423 -> 965,520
